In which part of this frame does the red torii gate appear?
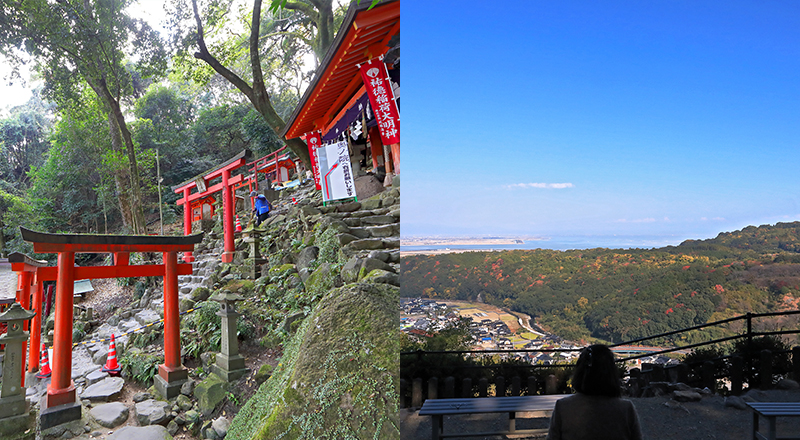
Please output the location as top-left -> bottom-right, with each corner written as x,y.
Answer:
8,253 -> 47,385
17,227 -> 202,428
172,150 -> 251,263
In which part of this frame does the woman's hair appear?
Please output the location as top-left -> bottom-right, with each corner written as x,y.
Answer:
571,344 -> 621,397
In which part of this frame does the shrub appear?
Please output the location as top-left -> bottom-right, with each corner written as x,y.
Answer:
119,348 -> 162,386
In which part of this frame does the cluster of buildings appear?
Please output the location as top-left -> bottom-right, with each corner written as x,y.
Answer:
400,297 -> 681,369
400,298 -> 577,363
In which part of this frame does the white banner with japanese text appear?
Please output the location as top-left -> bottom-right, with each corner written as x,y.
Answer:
317,140 -> 356,203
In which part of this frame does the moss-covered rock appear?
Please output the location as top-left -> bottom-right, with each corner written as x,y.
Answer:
195,373 -> 228,417
303,263 -> 336,297
254,364 -> 274,385
226,282 -> 399,440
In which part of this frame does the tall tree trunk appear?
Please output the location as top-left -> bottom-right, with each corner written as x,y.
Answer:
107,112 -> 135,232
92,79 -> 146,234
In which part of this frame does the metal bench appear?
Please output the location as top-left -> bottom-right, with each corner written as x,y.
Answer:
419,395 -> 566,440
747,402 -> 800,440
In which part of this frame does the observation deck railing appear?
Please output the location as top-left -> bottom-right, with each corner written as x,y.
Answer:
400,310 -> 800,408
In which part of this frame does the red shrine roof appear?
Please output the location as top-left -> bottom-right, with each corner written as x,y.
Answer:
281,0 -> 399,140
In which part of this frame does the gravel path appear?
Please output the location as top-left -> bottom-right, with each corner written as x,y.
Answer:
400,389 -> 800,440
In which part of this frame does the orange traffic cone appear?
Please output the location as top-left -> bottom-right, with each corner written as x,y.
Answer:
36,343 -> 51,378
235,215 -> 242,232
102,334 -> 122,376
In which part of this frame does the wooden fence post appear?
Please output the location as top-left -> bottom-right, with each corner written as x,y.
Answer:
629,368 -> 641,397
428,377 -> 438,401
412,378 -> 423,408
701,361 -> 715,392
652,364 -> 665,382
731,356 -> 743,395
545,374 -> 558,395
676,363 -> 689,384
793,347 -> 800,382
461,378 -> 473,398
511,376 -> 521,396
444,376 -> 455,398
495,376 -> 505,397
400,379 -> 407,408
527,376 -> 537,396
760,349 -> 772,390
478,377 -> 488,397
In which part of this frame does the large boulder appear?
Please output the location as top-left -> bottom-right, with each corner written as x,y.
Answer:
354,175 -> 384,202
226,282 -> 399,439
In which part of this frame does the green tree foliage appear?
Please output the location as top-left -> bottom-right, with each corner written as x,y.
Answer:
0,92 -> 53,189
0,0 -> 166,233
402,223 -> 800,345
169,0 -> 346,169
0,188 -> 35,257
28,94 -> 113,234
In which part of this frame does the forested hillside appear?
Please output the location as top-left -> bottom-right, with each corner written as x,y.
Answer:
0,0 -> 338,256
401,222 -> 800,344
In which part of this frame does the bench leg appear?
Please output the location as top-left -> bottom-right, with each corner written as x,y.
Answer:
752,411 -> 758,440
431,414 -> 442,440
767,416 -> 776,440
509,411 -> 516,433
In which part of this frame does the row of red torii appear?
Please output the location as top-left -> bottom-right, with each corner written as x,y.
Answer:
7,149 -> 289,426
174,148 -> 295,264
10,228 -> 203,428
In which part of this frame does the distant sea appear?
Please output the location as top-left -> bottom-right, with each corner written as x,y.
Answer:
400,235 -> 690,252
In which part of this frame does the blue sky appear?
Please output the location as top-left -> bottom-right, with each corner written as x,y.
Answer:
401,1 -> 800,243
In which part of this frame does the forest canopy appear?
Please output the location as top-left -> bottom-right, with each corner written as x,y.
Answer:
401,222 -> 800,344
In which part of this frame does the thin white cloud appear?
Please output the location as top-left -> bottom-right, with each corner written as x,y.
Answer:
615,218 -> 657,223
504,183 -> 574,189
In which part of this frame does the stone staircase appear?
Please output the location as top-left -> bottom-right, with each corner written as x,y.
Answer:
316,187 -> 401,285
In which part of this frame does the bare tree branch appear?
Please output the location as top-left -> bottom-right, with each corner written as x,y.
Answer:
191,0 -> 255,99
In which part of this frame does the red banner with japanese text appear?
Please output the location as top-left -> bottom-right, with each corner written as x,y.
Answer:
306,132 -> 322,190
359,58 -> 400,145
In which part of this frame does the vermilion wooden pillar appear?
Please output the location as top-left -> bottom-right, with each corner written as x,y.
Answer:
182,187 -> 195,262
162,251 -> 180,369
221,170 -> 235,263
114,252 -> 130,266
17,271 -> 32,331
16,271 -> 32,384
28,279 -> 44,374
369,126 -> 383,170
154,250 -> 188,398
390,143 -> 400,175
47,251 -> 76,408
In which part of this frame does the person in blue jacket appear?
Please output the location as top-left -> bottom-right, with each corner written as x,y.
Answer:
251,191 -> 271,226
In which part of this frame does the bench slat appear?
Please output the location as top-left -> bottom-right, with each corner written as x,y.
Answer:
420,395 -> 566,416
747,402 -> 800,417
